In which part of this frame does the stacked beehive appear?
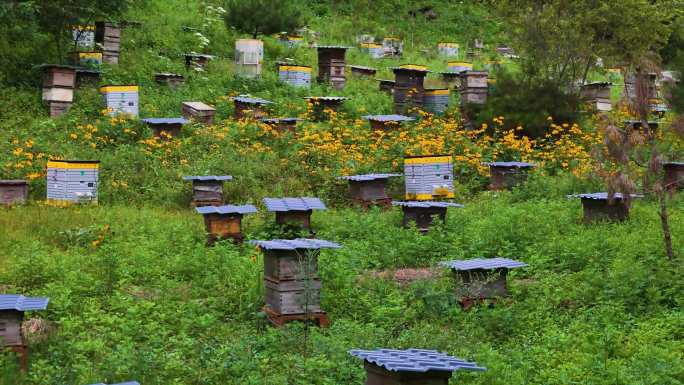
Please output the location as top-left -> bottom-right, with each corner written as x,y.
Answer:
437,42 -> 459,57
423,88 -> 450,114
46,160 -> 99,205
235,39 -> 263,78
316,46 -> 349,89
278,64 -> 312,88
100,85 -> 139,117
392,65 -> 430,115
459,70 -> 489,105
95,22 -> 121,64
579,82 -> 612,112
41,65 -> 76,117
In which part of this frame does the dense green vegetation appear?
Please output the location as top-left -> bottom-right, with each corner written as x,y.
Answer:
0,1 -> 683,384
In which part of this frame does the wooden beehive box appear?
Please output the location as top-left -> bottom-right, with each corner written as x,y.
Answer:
75,69 -> 101,88
42,65 -> 76,88
232,95 -> 273,119
155,73 -> 185,89
263,197 -> 327,235
349,65 -> 377,77
570,193 -> 641,224
305,97 -> 348,122
363,114 -> 414,132
142,118 -> 188,138
392,65 -> 429,115
664,162 -> 684,193
404,155 -> 454,200
377,79 -> 395,94
46,160 -> 99,204
485,162 -> 535,190
196,204 -> 256,245
338,173 -> 401,208
349,349 -> 486,385
185,53 -> 214,70
183,175 -> 232,206
460,71 -> 488,89
393,201 -> 463,233
440,258 -> 528,305
95,21 -> 121,64
0,180 -> 28,206
460,88 -> 488,105
182,101 -> 216,125
259,118 -> 301,134
316,46 -> 349,89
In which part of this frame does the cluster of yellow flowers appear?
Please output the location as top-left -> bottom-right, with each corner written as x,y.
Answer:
5,138 -> 46,180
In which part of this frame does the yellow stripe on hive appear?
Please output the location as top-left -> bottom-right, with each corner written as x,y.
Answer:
78,52 -> 103,59
405,192 -> 456,200
399,64 -> 427,70
100,85 -> 139,93
280,65 -> 312,72
448,61 -> 472,67
47,161 -> 100,169
438,43 -> 459,48
425,89 -> 449,95
404,155 -> 452,164
360,43 -> 382,48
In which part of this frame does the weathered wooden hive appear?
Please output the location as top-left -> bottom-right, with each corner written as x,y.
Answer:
231,95 -> 273,120
155,73 -> 185,89
182,175 -> 233,206
484,161 -> 535,190
459,70 -> 489,105
437,42 -> 459,57
46,160 -> 99,205
392,65 -> 430,115
404,155 -> 455,200
235,39 -> 264,77
182,101 -> 216,125
185,53 -> 214,70
362,114 -> 415,131
423,88 -> 450,114
41,65 -> 76,117
338,173 -> 401,208
0,180 -> 28,206
348,65 -> 377,77
360,43 -> 384,58
0,294 -> 50,371
382,36 -> 403,57
568,192 -> 642,224
316,46 -> 349,89
95,21 -> 121,64
440,258 -> 528,308
624,120 -> 659,136
196,204 -> 257,245
250,238 -> 342,327
74,51 -> 103,66
349,348 -> 485,385
580,82 -> 612,112
392,201 -> 463,233
263,197 -> 327,236
447,61 -> 473,73
663,161 -> 684,193
71,24 -> 95,49
624,72 -> 658,102
305,96 -> 348,121
75,69 -> 101,88
100,85 -> 139,117
259,117 -> 302,134
377,79 -> 395,95
142,118 -> 188,138
278,64 -> 312,88
439,72 -> 462,88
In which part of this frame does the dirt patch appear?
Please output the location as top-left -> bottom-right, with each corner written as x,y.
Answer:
369,267 -> 441,286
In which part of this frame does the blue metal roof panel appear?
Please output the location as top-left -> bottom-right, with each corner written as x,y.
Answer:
392,201 -> 464,208
338,173 -> 402,181
316,45 -> 351,49
348,65 -> 377,71
142,118 -> 188,125
568,192 -> 644,200
304,96 -> 349,101
195,205 -> 257,215
249,238 -> 341,250
0,295 -> 50,311
362,114 -> 415,122
232,95 -> 273,104
484,161 -> 535,168
349,349 -> 486,373
87,382 -> 140,385
263,197 -> 327,211
259,118 -> 302,123
440,257 -> 528,271
182,175 -> 233,181
391,67 -> 431,73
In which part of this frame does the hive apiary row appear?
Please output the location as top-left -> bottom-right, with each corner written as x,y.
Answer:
46,160 -> 99,204
278,65 -> 312,88
95,22 -> 121,64
423,88 -> 450,114
100,85 -> 139,117
438,42 -> 459,57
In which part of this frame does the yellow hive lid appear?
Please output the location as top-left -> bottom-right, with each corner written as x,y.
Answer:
47,159 -> 100,169
279,65 -> 312,72
399,64 -> 428,71
100,85 -> 139,93
360,43 -> 382,48
448,61 -> 472,67
78,52 -> 103,59
438,43 -> 460,48
425,89 -> 450,95
404,154 -> 453,164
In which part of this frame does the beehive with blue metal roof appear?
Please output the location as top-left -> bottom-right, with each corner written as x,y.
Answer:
568,192 -> 643,224
440,258 -> 528,306
338,173 -> 401,208
46,159 -> 100,205
349,348 -> 485,385
393,201 -> 463,232
348,64 -> 377,77
0,294 -> 49,364
142,117 -> 188,138
231,95 -> 273,119
305,96 -> 348,121
251,238 -> 341,327
362,114 -> 414,131
263,197 -> 327,235
259,117 -> 302,134
183,175 -> 233,206
484,161 -> 535,190
195,204 -> 257,245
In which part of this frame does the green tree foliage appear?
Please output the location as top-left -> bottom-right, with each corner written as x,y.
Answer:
223,0 -> 306,38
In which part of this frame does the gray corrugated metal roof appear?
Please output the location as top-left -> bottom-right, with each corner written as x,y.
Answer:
663,161 -> 684,166
185,53 -> 215,58
182,176 -> 233,181
155,72 -> 183,77
259,118 -> 302,123
316,45 -> 351,49
263,197 -> 327,211
183,101 -> 215,111
249,238 -> 341,250
195,205 -> 257,215
440,257 -> 528,271
338,173 -> 402,181
348,65 -> 376,71
0,180 -> 27,185
87,382 -> 140,385
0,295 -> 49,311
484,161 -> 535,168
362,114 -> 415,122
392,201 -> 464,208
568,192 -> 644,200
231,95 -> 273,104
142,118 -> 188,125
391,67 -> 431,73
349,349 -> 486,373
304,96 -> 349,101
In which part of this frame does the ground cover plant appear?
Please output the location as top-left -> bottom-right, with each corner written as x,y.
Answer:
0,0 -> 683,384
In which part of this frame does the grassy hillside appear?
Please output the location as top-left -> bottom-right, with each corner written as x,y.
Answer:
1,1 -> 683,384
